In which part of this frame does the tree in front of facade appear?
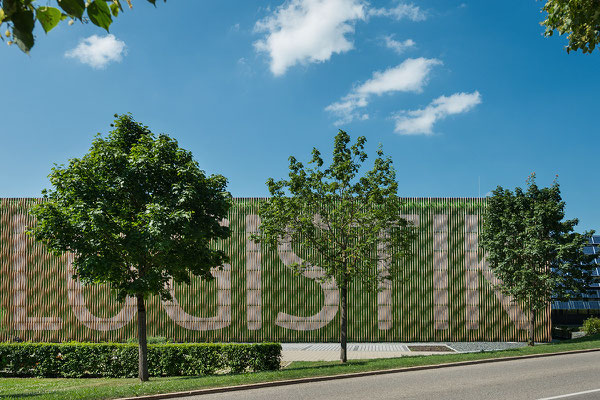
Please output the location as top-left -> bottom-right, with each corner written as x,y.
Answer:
480,174 -> 595,346
254,130 -> 416,363
1,0 -> 164,53
30,114 -> 231,381
541,0 -> 600,53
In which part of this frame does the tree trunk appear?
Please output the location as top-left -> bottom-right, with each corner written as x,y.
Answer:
137,294 -> 149,381
340,279 -> 348,363
528,304 -> 536,347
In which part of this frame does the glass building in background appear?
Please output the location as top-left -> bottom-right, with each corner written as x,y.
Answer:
552,235 -> 600,325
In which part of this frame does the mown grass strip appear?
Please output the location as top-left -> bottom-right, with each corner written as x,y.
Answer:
1,335 -> 598,400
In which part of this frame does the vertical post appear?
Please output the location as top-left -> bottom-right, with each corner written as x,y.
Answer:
246,215 -> 262,331
464,214 -> 480,331
433,214 -> 449,330
528,304 -> 536,346
137,294 -> 149,381
12,213 -> 62,332
340,278 -> 348,363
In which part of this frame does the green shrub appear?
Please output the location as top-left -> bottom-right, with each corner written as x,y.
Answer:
583,317 -> 600,335
0,342 -> 281,378
126,336 -> 172,344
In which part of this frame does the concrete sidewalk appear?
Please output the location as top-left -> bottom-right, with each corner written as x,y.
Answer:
281,342 -> 519,362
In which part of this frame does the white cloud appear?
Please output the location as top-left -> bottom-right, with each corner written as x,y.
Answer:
393,91 -> 482,135
325,57 -> 441,125
254,0 -> 366,76
65,34 -> 126,69
369,2 -> 426,21
383,35 -> 415,54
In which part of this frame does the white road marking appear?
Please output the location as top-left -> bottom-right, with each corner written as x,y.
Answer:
538,388 -> 600,399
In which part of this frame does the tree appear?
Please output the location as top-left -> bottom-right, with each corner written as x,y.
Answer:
541,0 -> 600,53
254,130 -> 415,363
29,114 -> 231,381
480,174 -> 595,346
1,0 -> 164,53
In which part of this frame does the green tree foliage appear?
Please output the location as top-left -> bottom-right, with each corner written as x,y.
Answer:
541,0 -> 600,53
254,130 -> 415,363
582,316 -> 600,335
0,0 -> 164,53
29,114 -> 231,381
480,174 -> 595,346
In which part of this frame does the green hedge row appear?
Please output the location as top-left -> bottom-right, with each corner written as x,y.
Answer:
0,342 -> 281,377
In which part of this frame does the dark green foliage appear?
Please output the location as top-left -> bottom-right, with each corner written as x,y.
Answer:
29,113 -> 231,381
1,0 -> 165,53
30,114 -> 231,303
541,0 -> 600,53
480,174 -> 595,345
126,336 -> 172,344
0,342 -> 281,377
552,326 -> 574,340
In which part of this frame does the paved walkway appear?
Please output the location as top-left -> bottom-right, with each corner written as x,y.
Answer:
281,342 -> 527,362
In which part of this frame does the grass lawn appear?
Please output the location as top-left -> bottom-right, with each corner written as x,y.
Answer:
1,335 -> 599,400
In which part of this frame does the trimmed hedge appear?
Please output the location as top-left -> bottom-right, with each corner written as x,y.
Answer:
0,342 -> 281,378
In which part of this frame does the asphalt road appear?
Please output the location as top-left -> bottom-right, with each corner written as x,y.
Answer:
180,351 -> 600,400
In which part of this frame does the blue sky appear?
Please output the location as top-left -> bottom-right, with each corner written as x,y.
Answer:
1,0 -> 599,231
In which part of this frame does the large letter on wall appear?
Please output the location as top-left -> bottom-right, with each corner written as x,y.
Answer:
377,214 -> 419,330
276,236 -> 339,331
433,214 -> 449,330
12,214 -> 62,330
67,253 -> 136,331
465,215 -> 528,330
464,215 -> 479,330
161,219 -> 231,330
246,215 -> 261,331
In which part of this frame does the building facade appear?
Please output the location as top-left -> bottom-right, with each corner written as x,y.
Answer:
551,235 -> 600,325
0,198 -> 551,342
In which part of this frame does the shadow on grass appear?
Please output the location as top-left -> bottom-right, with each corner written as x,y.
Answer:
557,333 -> 600,344
282,360 -> 370,372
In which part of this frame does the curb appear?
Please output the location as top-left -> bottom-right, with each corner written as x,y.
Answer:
118,347 -> 600,400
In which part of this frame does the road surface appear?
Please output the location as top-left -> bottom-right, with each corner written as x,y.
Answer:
180,351 -> 600,400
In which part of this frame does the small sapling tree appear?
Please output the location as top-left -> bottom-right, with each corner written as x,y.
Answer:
254,130 -> 415,362
480,174 -> 595,346
30,114 -> 231,380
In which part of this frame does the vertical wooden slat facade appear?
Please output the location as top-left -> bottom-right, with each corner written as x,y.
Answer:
0,198 -> 551,343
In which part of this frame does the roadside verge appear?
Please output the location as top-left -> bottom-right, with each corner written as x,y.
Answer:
118,347 -> 600,400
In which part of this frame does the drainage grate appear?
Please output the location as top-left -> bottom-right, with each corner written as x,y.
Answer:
407,345 -> 455,352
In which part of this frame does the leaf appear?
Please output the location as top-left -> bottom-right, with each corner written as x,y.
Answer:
1,0 -> 18,18
87,0 -> 112,31
109,2 -> 119,17
36,7 -> 62,33
56,0 -> 85,20
11,10 -> 35,53
0,8 -> 5,23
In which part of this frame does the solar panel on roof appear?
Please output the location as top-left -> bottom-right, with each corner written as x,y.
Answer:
551,301 -> 567,310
